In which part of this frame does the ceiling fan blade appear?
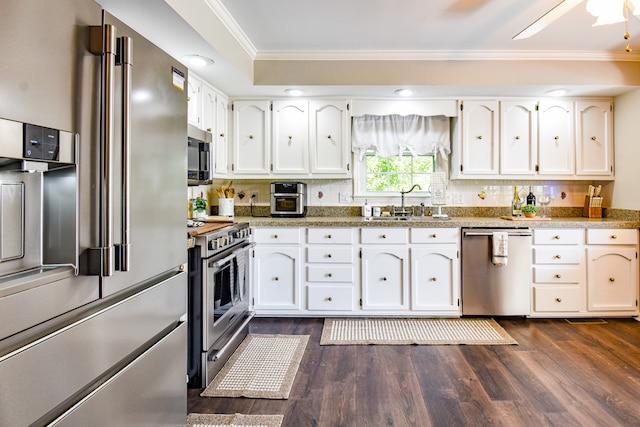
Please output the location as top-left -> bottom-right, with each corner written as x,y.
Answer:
513,0 -> 584,40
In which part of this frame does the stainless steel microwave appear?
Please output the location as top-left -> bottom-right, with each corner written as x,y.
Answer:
270,182 -> 307,217
187,125 -> 211,185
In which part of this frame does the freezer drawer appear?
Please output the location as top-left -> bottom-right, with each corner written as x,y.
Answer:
49,322 -> 187,426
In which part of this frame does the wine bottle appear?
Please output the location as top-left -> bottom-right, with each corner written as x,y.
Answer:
512,186 -> 521,217
526,186 -> 536,206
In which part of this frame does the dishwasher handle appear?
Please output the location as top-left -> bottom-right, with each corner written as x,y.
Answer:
463,230 -> 532,237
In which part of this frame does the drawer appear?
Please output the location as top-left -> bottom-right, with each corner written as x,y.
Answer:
307,265 -> 355,283
253,227 -> 301,244
361,228 -> 407,244
587,229 -> 638,245
307,286 -> 354,311
533,229 -> 584,245
307,247 -> 354,263
533,266 -> 583,284
308,228 -> 354,244
410,228 -> 459,244
533,247 -> 583,265
533,286 -> 582,312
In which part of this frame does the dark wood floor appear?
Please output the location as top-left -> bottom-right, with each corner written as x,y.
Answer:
188,317 -> 640,427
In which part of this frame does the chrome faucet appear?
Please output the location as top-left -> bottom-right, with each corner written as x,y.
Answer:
400,184 -> 422,213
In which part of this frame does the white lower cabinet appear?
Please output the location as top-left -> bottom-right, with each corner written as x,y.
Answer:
586,229 -> 638,314
252,228 -> 302,312
361,245 -> 409,311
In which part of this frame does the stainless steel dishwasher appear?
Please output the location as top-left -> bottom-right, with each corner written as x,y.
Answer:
461,228 -> 532,316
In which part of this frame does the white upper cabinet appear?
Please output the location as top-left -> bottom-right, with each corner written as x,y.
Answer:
575,100 -> 613,176
538,100 -> 574,176
214,92 -> 229,176
272,100 -> 309,174
309,100 -> 350,176
187,75 -> 202,128
459,100 -> 498,175
232,100 -> 271,175
201,83 -> 216,133
500,100 -> 537,176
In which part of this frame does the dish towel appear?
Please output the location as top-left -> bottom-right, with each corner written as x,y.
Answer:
492,232 -> 508,266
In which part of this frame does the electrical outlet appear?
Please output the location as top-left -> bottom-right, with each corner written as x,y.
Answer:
339,192 -> 350,203
453,192 -> 464,205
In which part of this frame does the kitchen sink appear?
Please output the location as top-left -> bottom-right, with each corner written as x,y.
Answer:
368,216 -> 452,221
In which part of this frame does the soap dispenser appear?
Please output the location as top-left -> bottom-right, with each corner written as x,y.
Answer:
362,199 -> 372,217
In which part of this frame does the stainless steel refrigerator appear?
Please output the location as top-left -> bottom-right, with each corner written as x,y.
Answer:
0,0 -> 189,425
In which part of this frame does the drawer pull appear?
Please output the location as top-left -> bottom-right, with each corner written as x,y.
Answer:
327,253 -> 332,258
249,134 -> 254,139
327,297 -> 333,302
382,277 -> 387,281
273,234 -> 278,239
554,235 -> 561,240
430,277 -> 437,282
327,273 -> 333,278
477,135 -> 483,140
327,234 -> 332,239
273,276 -> 279,281
515,135 -> 520,140
431,234 -> 437,238
555,255 -> 562,259
327,134 -> 332,139
609,277 -> 615,282
381,234 -> 387,239
555,274 -> 562,279
611,235 -> 617,239
555,297 -> 562,303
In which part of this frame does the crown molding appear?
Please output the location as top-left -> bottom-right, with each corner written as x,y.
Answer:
203,0 -> 257,59
255,49 -> 640,62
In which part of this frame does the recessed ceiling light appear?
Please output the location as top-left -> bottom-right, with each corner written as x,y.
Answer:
285,89 -> 305,96
395,89 -> 413,97
182,54 -> 214,68
546,89 -> 568,97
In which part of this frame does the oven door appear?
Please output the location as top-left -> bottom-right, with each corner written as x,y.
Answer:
203,241 -> 254,353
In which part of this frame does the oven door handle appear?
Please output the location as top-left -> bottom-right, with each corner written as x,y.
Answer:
210,253 -> 237,270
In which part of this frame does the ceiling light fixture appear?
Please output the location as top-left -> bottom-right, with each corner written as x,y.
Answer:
546,89 -> 568,97
586,0 -> 640,51
182,54 -> 214,68
285,89 -> 305,96
395,89 -> 413,97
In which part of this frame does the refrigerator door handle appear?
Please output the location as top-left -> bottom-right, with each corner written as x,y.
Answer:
115,36 -> 132,272
88,24 -> 117,277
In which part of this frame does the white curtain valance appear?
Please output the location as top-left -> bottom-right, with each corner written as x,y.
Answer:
351,114 -> 450,160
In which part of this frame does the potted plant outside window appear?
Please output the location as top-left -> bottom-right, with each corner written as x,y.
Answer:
522,204 -> 538,218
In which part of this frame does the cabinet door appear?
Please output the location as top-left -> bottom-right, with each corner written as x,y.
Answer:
253,246 -> 301,310
500,100 -> 537,175
272,100 -> 309,174
361,247 -> 408,310
538,100 -> 574,175
411,247 -> 459,312
576,101 -> 613,176
214,93 -> 228,176
309,100 -> 350,176
187,76 -> 202,128
587,247 -> 638,312
201,83 -> 216,133
460,100 -> 498,175
232,101 -> 270,175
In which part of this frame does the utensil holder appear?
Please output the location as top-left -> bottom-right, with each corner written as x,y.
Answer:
218,198 -> 234,217
583,195 -> 602,218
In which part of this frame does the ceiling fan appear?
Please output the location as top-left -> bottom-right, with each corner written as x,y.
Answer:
513,0 -> 640,51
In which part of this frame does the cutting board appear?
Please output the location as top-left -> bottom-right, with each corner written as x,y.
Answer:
500,216 -> 552,221
188,221 -> 235,237
200,216 -> 235,223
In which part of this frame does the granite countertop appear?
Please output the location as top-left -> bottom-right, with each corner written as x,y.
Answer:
234,215 -> 640,229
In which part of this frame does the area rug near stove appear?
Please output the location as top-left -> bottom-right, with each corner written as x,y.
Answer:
187,413 -> 284,427
201,334 -> 309,399
320,318 -> 517,345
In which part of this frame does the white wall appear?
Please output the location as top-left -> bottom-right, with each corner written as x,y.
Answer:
612,89 -> 640,210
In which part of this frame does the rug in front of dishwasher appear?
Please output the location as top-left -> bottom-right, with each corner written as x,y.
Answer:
320,318 -> 517,345
201,334 -> 309,399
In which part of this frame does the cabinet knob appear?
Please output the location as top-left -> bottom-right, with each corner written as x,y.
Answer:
381,234 -> 387,239
327,297 -> 333,302
220,133 -> 225,137
555,297 -> 562,303
611,235 -> 617,239
431,234 -> 437,238
555,274 -> 562,279
187,96 -> 191,101
327,273 -> 333,278
477,135 -> 483,140
554,235 -> 561,240
249,134 -> 254,139
273,276 -> 279,281
555,254 -> 562,259
327,234 -> 332,239
382,277 -> 387,281
288,135 -> 293,140
206,128 -> 212,132
554,136 -> 559,140
591,136 -> 597,140
327,253 -> 332,258
609,277 -> 616,282
430,277 -> 437,282
327,134 -> 332,139
515,135 -> 520,140
273,234 -> 278,239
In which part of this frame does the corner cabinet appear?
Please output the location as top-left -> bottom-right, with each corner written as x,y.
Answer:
231,99 -> 351,178
452,98 -> 614,180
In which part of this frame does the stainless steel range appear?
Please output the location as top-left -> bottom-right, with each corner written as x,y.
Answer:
189,222 -> 254,388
